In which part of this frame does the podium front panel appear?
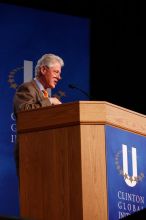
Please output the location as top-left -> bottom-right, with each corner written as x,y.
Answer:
106,125 -> 146,220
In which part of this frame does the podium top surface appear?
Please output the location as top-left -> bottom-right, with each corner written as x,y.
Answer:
17,101 -> 146,136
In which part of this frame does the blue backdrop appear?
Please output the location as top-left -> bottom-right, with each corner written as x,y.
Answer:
0,3 -> 90,216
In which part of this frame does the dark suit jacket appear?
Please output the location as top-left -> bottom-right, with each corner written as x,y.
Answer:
13,79 -> 52,175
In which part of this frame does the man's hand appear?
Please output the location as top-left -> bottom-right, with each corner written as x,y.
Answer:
50,97 -> 62,105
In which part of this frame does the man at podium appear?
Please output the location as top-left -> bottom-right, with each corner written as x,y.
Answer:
13,53 -> 64,176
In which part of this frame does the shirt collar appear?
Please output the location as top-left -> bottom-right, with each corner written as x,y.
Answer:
34,77 -> 45,91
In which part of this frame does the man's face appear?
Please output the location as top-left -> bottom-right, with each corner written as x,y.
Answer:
41,62 -> 62,89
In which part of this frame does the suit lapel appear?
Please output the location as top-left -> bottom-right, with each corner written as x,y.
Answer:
31,80 -> 44,99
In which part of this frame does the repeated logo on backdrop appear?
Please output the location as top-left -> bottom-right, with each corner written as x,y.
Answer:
8,66 -> 23,89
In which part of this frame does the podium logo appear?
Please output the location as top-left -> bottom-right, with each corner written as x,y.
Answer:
115,144 -> 144,187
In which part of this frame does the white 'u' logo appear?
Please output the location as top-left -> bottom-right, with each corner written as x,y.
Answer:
122,144 -> 137,187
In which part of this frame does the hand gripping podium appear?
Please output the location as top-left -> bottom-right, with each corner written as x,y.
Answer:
17,101 -> 146,220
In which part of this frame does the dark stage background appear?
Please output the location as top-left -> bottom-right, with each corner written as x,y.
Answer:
1,0 -> 144,114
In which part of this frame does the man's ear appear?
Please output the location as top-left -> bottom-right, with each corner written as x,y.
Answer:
40,66 -> 46,75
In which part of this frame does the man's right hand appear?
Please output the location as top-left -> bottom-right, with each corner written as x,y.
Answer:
50,97 -> 62,105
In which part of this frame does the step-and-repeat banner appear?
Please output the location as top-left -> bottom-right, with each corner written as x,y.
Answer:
0,3 -> 90,216
106,126 -> 146,219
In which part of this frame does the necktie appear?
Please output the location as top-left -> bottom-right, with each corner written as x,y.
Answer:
42,89 -> 49,98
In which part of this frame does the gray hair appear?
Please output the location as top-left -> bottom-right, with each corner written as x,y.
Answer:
35,53 -> 64,76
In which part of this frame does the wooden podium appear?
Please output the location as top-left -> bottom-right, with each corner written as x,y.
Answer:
17,101 -> 146,220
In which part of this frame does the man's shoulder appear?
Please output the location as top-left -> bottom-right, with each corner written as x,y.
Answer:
18,80 -> 35,88
17,79 -> 38,91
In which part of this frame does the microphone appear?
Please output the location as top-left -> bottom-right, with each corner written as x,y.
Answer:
68,83 -> 90,99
